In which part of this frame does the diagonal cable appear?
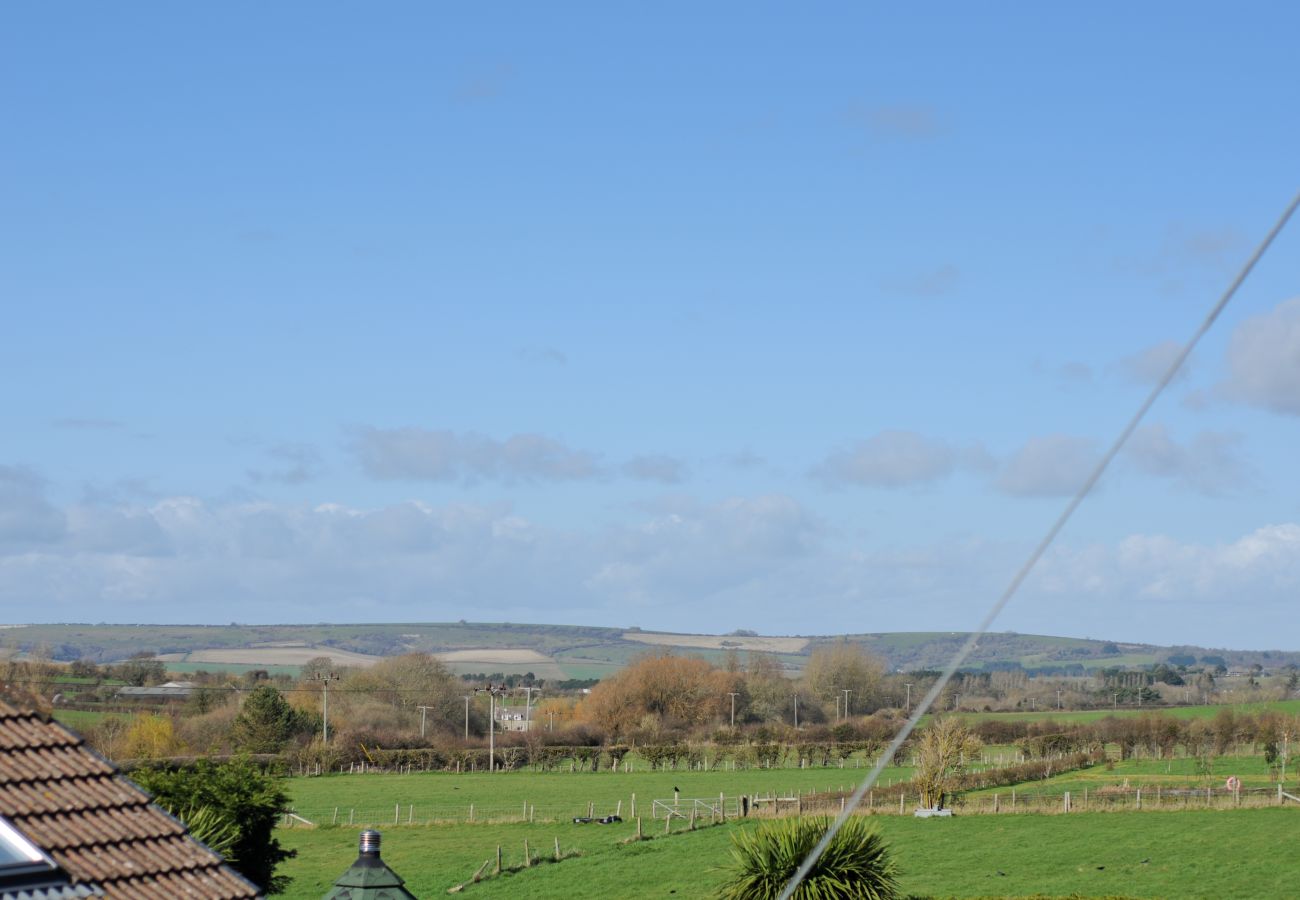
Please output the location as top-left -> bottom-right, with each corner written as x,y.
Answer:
779,187 -> 1300,900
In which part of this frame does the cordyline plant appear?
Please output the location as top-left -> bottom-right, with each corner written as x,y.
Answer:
718,815 -> 899,900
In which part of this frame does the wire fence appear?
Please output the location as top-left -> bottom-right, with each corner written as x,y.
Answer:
281,783 -> 1300,828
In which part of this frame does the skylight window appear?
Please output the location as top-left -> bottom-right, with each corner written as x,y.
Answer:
0,816 -> 61,885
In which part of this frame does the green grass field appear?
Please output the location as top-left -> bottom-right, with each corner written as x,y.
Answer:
277,806 -> 1300,899
52,708 -> 131,730
285,766 -> 918,825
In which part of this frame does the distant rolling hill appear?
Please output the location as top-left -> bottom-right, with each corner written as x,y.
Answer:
1,621 -> 1296,678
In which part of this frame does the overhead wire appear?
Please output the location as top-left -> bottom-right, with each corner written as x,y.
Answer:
778,188 -> 1300,900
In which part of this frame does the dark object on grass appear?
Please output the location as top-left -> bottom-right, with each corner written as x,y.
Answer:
598,815 -> 622,824
718,814 -> 898,899
572,817 -> 593,824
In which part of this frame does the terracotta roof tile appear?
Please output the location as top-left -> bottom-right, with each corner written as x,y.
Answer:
0,700 -> 259,898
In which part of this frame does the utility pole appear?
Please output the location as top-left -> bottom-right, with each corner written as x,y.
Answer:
1056,688 -> 1063,711
417,705 -> 435,739
462,696 -> 470,741
727,692 -> 739,728
793,694 -> 798,730
522,686 -> 539,732
1113,692 -> 1118,710
548,711 -> 554,732
904,683 -> 914,713
475,683 -> 508,772
842,689 -> 853,719
310,672 -> 339,744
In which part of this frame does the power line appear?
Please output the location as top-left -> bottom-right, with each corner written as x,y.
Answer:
779,187 -> 1300,900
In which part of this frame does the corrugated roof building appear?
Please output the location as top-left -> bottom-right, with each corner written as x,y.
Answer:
0,700 -> 259,898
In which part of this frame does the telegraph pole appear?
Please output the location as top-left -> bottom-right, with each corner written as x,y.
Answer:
311,672 -> 339,744
1056,688 -> 1063,711
904,682 -> 914,713
417,705 -> 437,739
727,692 -> 739,728
842,689 -> 853,719
522,686 -> 540,732
462,696 -> 470,741
793,694 -> 798,730
475,683 -> 508,772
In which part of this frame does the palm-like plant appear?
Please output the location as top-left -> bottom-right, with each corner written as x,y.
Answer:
718,815 -> 898,900
174,805 -> 240,862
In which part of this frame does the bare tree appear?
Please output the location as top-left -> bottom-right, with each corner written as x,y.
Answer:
913,717 -> 982,810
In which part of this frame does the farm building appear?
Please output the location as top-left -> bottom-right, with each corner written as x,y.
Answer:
115,681 -> 196,702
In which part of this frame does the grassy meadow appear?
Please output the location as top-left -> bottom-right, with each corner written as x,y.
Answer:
284,766 -> 919,825
278,806 -> 1300,899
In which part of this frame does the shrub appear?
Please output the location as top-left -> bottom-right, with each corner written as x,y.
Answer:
132,757 -> 294,894
719,815 -> 898,900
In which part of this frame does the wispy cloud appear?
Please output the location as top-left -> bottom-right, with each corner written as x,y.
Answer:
813,431 -> 985,489
623,455 -> 688,484
849,103 -> 945,140
516,346 -> 568,366
51,418 -> 125,431
1222,297 -> 1300,416
881,264 -> 959,298
995,434 -> 1100,497
454,64 -> 515,102
248,443 -> 323,486
1118,340 -> 1190,386
350,426 -> 602,484
1124,425 -> 1252,495
0,465 -> 67,546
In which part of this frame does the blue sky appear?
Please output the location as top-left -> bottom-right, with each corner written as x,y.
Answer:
3,3 -> 1299,647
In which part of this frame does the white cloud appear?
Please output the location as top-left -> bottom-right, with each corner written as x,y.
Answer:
5,481 -> 1300,646
813,431 -> 962,488
1124,425 -> 1251,495
1223,297 -> 1300,415
1118,340 -> 1189,386
248,443 -> 322,485
1033,524 -> 1300,607
350,427 -> 601,483
0,466 -> 66,547
995,435 -> 1099,497
623,455 -> 688,484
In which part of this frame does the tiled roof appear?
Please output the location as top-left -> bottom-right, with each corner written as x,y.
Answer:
0,700 -> 259,899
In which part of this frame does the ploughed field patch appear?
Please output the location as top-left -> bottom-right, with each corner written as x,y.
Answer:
621,631 -> 809,653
